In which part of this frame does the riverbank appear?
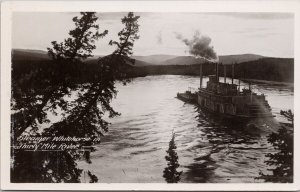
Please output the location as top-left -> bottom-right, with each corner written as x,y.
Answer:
240,78 -> 294,89
124,57 -> 294,83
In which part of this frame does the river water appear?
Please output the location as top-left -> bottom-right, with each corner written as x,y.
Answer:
79,75 -> 293,183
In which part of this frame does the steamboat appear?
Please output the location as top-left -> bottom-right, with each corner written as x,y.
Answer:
177,62 -> 273,121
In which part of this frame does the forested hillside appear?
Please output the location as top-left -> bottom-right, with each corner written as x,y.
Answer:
12,49 -> 294,83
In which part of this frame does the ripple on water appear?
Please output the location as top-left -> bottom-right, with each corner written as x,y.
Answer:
79,75 -> 293,183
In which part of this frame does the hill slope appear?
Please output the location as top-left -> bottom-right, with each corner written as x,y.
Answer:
11,49 -> 294,83
161,54 -> 265,65
12,49 -> 152,67
12,49 -> 265,65
132,55 -> 178,65
12,49 -> 50,61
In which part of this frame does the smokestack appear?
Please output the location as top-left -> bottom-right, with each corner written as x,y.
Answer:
249,82 -> 252,103
215,63 -> 217,77
175,31 -> 219,86
217,63 -> 220,82
232,63 -> 235,84
224,64 -> 227,83
200,63 -> 203,88
215,62 -> 219,81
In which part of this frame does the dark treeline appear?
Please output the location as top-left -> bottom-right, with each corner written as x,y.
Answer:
126,57 -> 294,83
12,55 -> 294,86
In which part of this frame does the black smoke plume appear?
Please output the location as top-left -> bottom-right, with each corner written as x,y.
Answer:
175,31 -> 218,62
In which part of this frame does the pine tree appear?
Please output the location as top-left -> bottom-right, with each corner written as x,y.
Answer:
87,171 -> 98,183
163,133 -> 182,183
280,109 -> 294,126
11,12 -> 140,183
12,12 -> 108,139
48,12 -> 108,61
258,110 -> 293,183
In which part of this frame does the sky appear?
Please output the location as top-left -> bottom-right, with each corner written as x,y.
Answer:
12,12 -> 294,57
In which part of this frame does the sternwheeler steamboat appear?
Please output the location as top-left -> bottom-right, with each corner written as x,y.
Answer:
177,63 -> 273,121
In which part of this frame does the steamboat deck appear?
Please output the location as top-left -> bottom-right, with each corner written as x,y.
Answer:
177,62 -> 274,121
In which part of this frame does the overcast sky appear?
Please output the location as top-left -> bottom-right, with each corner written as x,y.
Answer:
12,12 -> 294,57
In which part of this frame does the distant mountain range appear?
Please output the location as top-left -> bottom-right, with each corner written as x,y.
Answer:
12,49 -> 275,66
132,55 -> 178,65
134,54 -> 266,66
12,49 -> 294,83
12,49 -> 50,61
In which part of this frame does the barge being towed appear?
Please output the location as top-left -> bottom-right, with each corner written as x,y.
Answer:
177,62 -> 274,120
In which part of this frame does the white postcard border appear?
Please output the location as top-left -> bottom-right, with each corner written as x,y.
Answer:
1,0 -> 300,190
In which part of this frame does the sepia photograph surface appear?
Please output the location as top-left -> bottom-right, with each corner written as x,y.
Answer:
1,0 -> 300,191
